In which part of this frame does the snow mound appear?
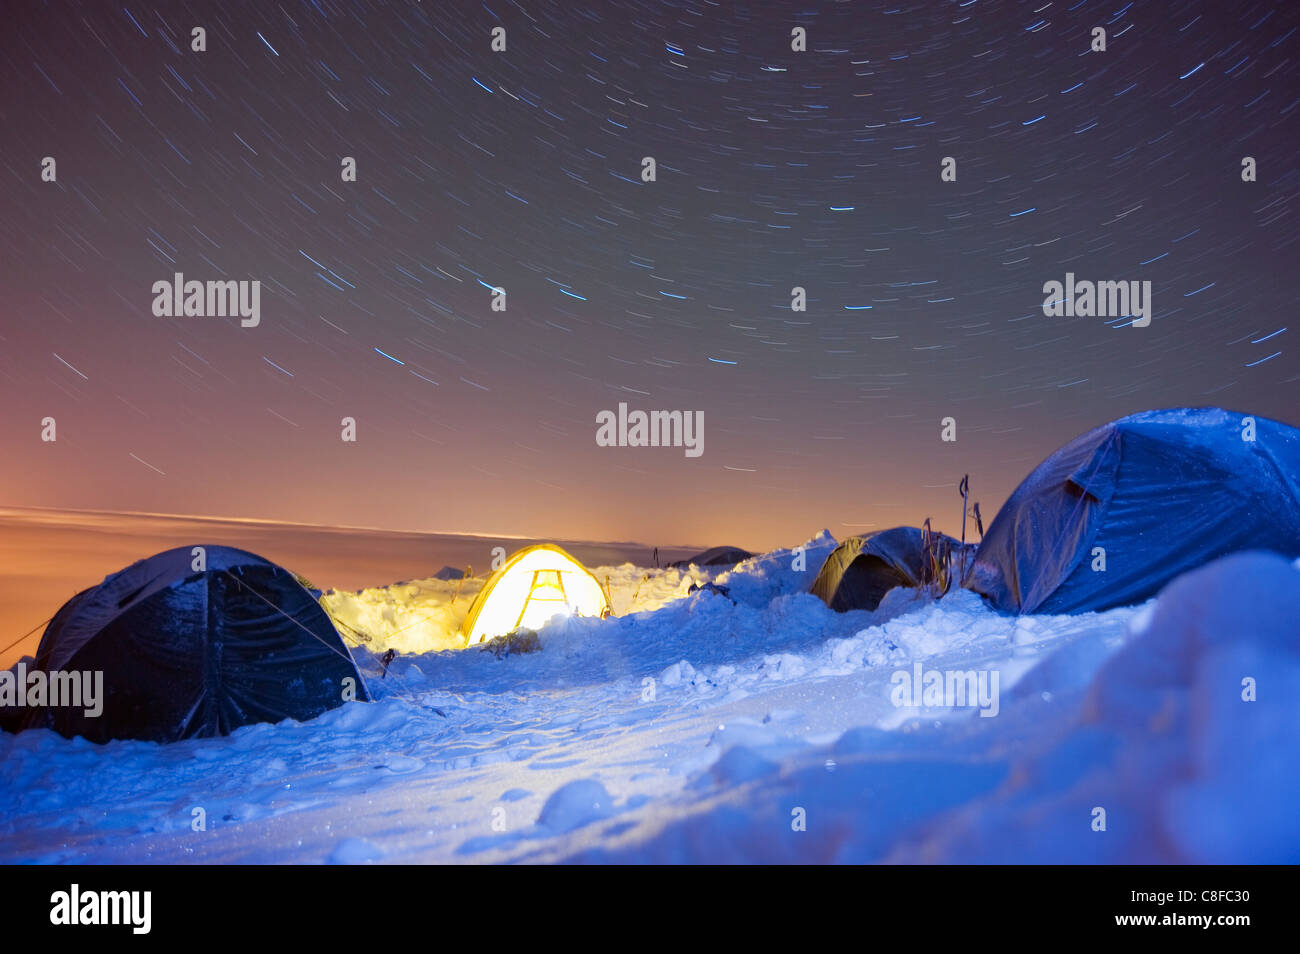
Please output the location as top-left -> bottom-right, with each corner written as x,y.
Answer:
538,779 -> 615,833
560,551 -> 1300,863
328,838 -> 386,865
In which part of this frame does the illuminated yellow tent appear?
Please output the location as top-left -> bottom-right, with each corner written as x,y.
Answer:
460,544 -> 610,646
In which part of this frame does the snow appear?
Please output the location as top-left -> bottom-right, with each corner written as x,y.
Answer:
1,537 -> 1296,864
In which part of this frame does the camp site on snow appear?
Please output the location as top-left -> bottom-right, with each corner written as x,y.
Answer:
2,407 -> 1297,865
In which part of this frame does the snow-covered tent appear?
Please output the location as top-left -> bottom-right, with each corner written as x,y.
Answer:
461,544 -> 610,645
811,527 -> 964,612
12,545 -> 369,743
964,407 -> 1300,614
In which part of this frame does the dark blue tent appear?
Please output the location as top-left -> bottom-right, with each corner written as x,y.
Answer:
964,408 -> 1300,614
11,545 -> 369,743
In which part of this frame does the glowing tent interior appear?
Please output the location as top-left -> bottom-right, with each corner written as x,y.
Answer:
460,544 -> 611,646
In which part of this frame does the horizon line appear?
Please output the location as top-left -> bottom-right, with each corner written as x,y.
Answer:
0,503 -> 720,554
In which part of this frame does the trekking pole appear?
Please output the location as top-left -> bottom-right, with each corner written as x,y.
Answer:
921,518 -> 933,594
958,475 -> 970,585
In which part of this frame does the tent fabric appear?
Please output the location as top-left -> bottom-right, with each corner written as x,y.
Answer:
461,544 -> 610,645
15,545 -> 368,743
811,527 -> 963,612
667,546 -> 753,569
964,407 -> 1300,615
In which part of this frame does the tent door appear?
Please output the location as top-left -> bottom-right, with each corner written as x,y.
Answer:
513,569 -> 571,632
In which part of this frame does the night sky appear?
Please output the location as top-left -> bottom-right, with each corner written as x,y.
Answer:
2,0 -> 1296,552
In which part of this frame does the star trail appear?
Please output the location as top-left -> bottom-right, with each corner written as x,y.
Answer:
0,0 -> 1296,550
